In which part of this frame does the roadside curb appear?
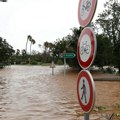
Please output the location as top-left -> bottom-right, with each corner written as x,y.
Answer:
94,77 -> 120,81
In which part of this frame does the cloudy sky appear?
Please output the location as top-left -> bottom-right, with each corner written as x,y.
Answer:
0,0 -> 106,52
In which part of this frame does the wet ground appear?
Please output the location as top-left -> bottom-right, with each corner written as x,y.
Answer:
0,65 -> 120,120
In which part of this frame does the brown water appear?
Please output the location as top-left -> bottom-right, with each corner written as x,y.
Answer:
0,65 -> 120,120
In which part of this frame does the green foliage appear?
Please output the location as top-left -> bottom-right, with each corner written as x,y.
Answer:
66,27 -> 82,69
94,34 -> 113,67
0,63 -> 4,68
56,59 -> 63,65
0,37 -> 15,68
114,113 -> 120,117
114,103 -> 120,109
95,106 -> 107,111
10,0 -> 120,72
96,0 -> 120,73
30,60 -> 38,65
51,27 -> 82,69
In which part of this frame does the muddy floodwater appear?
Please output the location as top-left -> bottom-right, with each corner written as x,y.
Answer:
0,65 -> 120,120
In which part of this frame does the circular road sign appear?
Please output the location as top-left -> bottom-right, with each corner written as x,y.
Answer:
77,70 -> 95,113
78,0 -> 97,27
77,27 -> 97,69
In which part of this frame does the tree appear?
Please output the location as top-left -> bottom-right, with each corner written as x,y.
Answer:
44,41 -> 49,54
26,35 -> 32,53
38,44 -> 42,52
0,37 -> 15,67
21,49 -> 27,59
94,34 -> 113,68
16,49 -> 20,56
67,27 -> 83,68
96,0 -> 120,72
30,39 -> 35,55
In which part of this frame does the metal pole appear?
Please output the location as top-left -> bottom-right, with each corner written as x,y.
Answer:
64,58 -> 66,78
51,61 -> 55,75
52,67 -> 54,75
84,113 -> 89,120
84,69 -> 90,120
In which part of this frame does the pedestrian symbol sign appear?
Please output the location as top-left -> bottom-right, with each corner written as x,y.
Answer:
77,70 -> 95,113
81,79 -> 88,104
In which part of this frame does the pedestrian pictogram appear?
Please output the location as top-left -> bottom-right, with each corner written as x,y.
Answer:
81,79 -> 87,104
77,70 -> 95,113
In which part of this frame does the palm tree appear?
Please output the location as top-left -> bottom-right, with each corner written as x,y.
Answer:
26,35 -> 32,53
30,39 -> 36,55
38,44 -> 42,52
21,49 -> 26,56
16,49 -> 20,56
44,41 -> 49,54
48,42 -> 54,52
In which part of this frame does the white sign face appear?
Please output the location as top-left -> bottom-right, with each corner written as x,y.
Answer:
79,77 -> 90,105
80,34 -> 91,62
78,0 -> 97,27
77,70 -> 96,113
80,0 -> 92,20
77,27 -> 97,69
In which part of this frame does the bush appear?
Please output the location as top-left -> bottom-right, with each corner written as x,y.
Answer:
21,62 -> 27,65
0,63 -> 4,68
30,60 -> 38,65
56,59 -> 63,65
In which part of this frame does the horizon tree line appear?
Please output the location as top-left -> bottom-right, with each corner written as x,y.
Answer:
0,0 -> 120,73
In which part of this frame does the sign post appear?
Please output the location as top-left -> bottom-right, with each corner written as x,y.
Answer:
64,57 -> 66,78
63,50 -> 66,79
59,52 -> 76,79
84,113 -> 89,120
59,53 -> 76,59
63,53 -> 76,58
77,70 -> 96,113
50,61 -> 55,75
77,0 -> 97,119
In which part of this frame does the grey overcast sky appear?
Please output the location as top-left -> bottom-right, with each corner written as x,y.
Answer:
0,0 -> 106,52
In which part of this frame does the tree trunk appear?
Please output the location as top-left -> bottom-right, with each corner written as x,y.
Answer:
30,43 -> 32,55
26,39 -> 28,53
118,66 -> 120,74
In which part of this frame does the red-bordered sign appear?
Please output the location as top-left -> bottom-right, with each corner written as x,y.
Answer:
77,27 -> 97,69
77,70 -> 95,113
78,0 -> 97,27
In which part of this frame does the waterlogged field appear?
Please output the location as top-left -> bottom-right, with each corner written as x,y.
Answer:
0,65 -> 120,120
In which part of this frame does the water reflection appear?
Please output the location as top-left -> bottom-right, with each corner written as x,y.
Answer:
0,77 -> 9,119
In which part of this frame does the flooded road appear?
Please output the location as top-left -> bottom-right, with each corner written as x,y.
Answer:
0,65 -> 80,120
0,65 -> 120,120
